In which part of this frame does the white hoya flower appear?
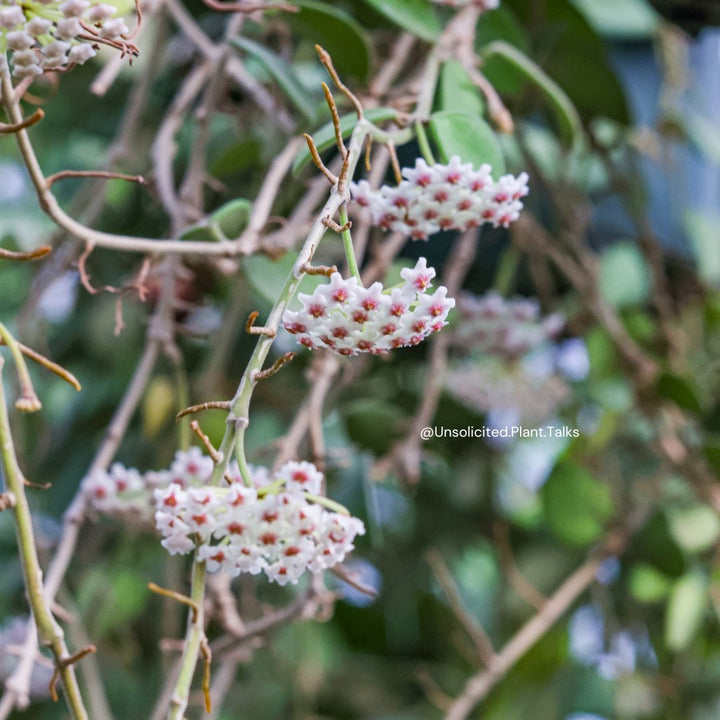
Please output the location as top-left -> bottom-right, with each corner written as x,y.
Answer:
1,0 -> 133,78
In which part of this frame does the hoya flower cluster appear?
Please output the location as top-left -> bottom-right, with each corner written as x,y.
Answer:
445,356 -> 572,426
350,156 -> 528,240
154,461 -> 365,586
282,257 -> 455,356
82,448 -> 366,586
82,447 -> 219,526
453,291 -> 565,359
0,0 -> 131,79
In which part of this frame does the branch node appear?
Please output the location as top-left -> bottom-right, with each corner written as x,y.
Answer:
321,215 -> 351,233
252,352 -> 296,382
301,262 -> 337,277
245,311 -> 276,337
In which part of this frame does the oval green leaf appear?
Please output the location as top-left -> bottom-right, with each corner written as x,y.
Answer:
288,1 -> 371,81
438,60 -> 485,116
541,462 -> 614,546
428,110 -> 505,175
362,0 -> 441,42
231,36 -> 317,123
479,41 -> 582,148
665,571 -> 708,652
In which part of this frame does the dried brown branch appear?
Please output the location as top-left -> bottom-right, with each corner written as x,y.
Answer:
315,44 -> 363,119
0,245 -> 51,262
48,646 -> 96,703
252,352 -> 296,382
427,549 -> 496,667
444,532 -> 629,720
148,583 -> 200,624
0,108 -> 44,134
301,262 -> 337,277
245,311 -> 276,338
321,82 -> 347,159
176,401 -> 231,422
190,420 -> 222,462
45,170 -> 146,190
303,133 -> 338,185
322,215 -> 352,233
0,338 -> 81,392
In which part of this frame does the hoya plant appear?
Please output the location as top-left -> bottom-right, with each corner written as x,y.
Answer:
1,0 -> 719,719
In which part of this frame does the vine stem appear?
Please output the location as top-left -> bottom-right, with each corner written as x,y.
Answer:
0,357 -> 89,720
167,559 -> 207,720
338,204 -> 360,280
166,118 -> 372,718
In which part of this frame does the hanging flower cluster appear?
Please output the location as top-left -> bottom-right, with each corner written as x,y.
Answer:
82,447 -> 218,526
431,0 -> 499,8
445,356 -> 572,425
282,257 -> 455,356
82,449 -> 366,586
0,0 -> 133,79
350,156 -> 528,240
154,461 -> 365,586
453,291 -> 565,360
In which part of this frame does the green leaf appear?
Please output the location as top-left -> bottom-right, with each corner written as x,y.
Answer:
342,398 -> 404,454
479,41 -> 582,148
142,376 -> 175,438
541,462 -> 614,546
656,373 -> 703,415
633,512 -> 686,578
180,199 -> 252,241
571,0 -> 659,39
438,60 -> 485,116
685,210 -> 720,287
212,198 -> 252,239
598,241 -> 651,308
665,571 -> 708,652
428,111 -> 505,175
361,0 -> 441,42
292,106 -> 399,175
476,6 -> 530,51
629,563 -> 671,603
505,0 -> 630,124
231,36 -> 317,123
287,1 -> 371,81
242,252 -> 326,309
669,506 -> 720,554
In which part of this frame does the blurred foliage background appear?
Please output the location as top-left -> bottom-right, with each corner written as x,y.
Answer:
2,0 -> 720,718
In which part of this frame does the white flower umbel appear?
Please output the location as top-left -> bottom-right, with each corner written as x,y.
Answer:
453,291 -> 565,360
82,450 -> 365,586
0,0 -> 134,78
153,460 -> 365,586
282,257 -> 455,356
350,156 -> 528,240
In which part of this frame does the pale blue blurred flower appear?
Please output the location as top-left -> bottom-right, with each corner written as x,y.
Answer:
37,271 -> 79,324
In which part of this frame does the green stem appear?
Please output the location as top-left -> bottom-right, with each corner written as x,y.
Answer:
339,204 -> 360,281
0,358 -> 89,720
167,557 -> 207,720
166,118 -> 373,717
174,361 -> 191,452
0,322 -> 40,410
493,243 -> 520,296
414,120 -> 436,166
